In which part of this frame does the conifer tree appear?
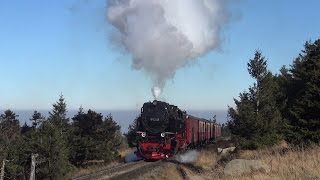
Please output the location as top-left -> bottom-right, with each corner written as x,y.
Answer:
30,110 -> 45,129
36,121 -> 73,178
0,110 -> 22,178
71,109 -> 121,166
228,50 -> 283,149
247,50 -> 268,114
286,39 -> 320,145
0,110 -> 20,153
125,116 -> 140,147
35,95 -> 74,178
48,94 -> 69,131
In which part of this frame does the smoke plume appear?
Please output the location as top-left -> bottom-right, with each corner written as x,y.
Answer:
151,86 -> 161,100
107,0 -> 231,98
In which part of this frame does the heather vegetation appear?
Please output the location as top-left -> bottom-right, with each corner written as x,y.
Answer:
0,95 -> 125,179
228,38 -> 320,149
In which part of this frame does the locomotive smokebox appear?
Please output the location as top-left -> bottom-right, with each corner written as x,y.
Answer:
140,100 -> 170,134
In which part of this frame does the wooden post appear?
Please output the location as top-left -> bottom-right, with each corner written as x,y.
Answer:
30,154 -> 38,180
0,159 -> 5,180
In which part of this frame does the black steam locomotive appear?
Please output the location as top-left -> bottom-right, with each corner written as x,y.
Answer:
138,100 -> 185,134
135,100 -> 221,160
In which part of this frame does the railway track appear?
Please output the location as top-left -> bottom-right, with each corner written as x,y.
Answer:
167,159 -> 205,180
72,160 -> 161,180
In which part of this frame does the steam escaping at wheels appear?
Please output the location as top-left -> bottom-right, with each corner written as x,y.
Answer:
175,150 -> 199,163
124,152 -> 143,163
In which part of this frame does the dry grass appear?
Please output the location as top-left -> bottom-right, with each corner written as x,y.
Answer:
159,163 -> 183,180
65,144 -> 320,180
64,148 -> 136,179
194,149 -> 219,170
238,143 -> 320,179
63,161 -> 121,180
194,142 -> 320,180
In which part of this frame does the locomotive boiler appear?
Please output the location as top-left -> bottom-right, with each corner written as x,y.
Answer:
135,100 -> 221,160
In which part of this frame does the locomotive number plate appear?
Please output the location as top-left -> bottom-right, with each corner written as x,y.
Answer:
150,118 -> 160,121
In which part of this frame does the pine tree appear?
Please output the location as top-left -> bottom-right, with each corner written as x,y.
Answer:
37,121 -> 73,178
96,114 -> 121,162
0,110 -> 23,178
286,39 -> 320,145
247,50 -> 268,114
35,95 -> 74,178
70,107 -> 97,166
125,116 -> 140,147
48,94 -> 69,130
21,122 -> 32,134
71,109 -> 121,166
30,110 -> 45,129
228,91 -> 259,149
0,110 -> 20,153
228,50 -> 283,149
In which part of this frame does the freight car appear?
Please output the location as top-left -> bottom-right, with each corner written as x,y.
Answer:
135,100 -> 221,160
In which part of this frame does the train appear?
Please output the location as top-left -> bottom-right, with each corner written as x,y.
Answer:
135,100 -> 221,160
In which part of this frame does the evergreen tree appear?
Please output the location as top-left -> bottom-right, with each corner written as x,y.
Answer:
247,50 -> 268,114
0,110 -> 23,179
221,123 -> 231,137
36,121 -> 73,179
70,108 -> 97,166
274,66 -> 292,117
48,94 -> 69,131
125,116 -> 140,147
34,95 -> 74,178
228,50 -> 283,149
96,114 -> 121,162
228,91 -> 259,149
30,110 -> 45,129
0,110 -> 20,141
71,109 -> 121,166
285,39 -> 320,145
21,122 -> 32,134
0,110 -> 20,154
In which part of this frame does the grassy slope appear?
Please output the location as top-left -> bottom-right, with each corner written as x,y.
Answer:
193,142 -> 320,179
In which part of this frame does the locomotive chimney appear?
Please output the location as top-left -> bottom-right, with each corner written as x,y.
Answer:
153,100 -> 158,105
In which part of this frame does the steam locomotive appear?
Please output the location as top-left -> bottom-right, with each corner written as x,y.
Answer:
135,100 -> 221,160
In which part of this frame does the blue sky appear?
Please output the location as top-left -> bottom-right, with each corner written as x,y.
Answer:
1,0 -> 319,111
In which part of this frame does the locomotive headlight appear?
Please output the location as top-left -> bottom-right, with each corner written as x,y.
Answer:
141,132 -> 146,137
160,132 -> 166,138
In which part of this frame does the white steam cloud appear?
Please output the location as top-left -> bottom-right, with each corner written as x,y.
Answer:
151,86 -> 161,100
107,0 -> 231,98
175,150 -> 199,163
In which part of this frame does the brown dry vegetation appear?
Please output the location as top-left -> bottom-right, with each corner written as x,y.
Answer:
63,161 -> 121,180
235,143 -> 320,179
194,149 -> 219,170
192,142 -> 320,180
65,142 -> 320,180
154,163 -> 183,180
63,148 -> 135,179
